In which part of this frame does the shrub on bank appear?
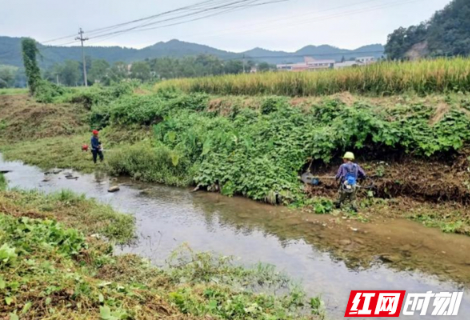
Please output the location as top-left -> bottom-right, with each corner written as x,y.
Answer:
94,92 -> 470,204
106,141 -> 194,187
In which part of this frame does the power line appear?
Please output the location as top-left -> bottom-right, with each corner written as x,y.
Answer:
88,0 -> 284,41
42,0 -> 286,45
87,0 -> 264,44
85,0 -> 229,36
187,0 -> 425,40
185,0 -> 385,39
133,0 -> 287,33
42,0 -> 224,43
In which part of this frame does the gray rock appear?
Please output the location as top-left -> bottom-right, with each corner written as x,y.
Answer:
108,186 -> 120,193
380,255 -> 401,263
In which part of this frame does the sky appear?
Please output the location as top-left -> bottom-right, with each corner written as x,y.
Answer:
0,0 -> 452,52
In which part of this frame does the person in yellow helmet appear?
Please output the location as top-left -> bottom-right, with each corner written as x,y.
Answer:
334,152 -> 366,212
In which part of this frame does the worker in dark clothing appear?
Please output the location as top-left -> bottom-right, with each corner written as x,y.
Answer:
91,130 -> 104,164
335,152 -> 366,212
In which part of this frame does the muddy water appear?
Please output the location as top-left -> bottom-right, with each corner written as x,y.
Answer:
2,158 -> 470,320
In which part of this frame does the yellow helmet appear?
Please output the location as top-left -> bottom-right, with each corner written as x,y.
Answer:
343,152 -> 355,160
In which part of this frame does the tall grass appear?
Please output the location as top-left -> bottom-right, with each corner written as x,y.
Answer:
155,58 -> 470,96
0,88 -> 28,95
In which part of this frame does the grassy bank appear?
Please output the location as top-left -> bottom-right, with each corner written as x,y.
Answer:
0,88 -> 28,96
2,90 -> 470,203
0,94 -> 88,142
0,184 -> 323,320
1,84 -> 470,235
1,134 -> 98,173
155,58 -> 470,96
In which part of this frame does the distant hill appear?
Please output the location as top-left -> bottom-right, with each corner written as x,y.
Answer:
385,0 -> 470,59
0,36 -> 384,68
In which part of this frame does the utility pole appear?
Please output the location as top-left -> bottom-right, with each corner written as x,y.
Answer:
75,28 -> 89,87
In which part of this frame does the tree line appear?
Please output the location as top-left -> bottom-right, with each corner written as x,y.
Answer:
3,41 -> 276,88
42,54 -> 276,87
385,0 -> 470,60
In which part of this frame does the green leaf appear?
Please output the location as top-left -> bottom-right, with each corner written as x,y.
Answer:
167,131 -> 176,143
100,306 -> 111,320
99,293 -> 104,303
0,244 -> 17,265
45,297 -> 52,305
22,301 -> 32,314
170,153 -> 180,167
9,313 -> 19,320
0,277 -> 5,289
5,297 -> 13,305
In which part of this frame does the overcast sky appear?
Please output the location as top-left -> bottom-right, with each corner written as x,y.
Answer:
0,0 -> 452,52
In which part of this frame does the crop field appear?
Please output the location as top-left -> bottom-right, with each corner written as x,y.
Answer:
155,58 -> 470,96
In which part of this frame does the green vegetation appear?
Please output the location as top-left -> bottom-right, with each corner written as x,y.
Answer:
1,81 -> 470,234
385,0 -> 470,59
21,38 -> 41,94
34,80 -> 136,105
1,135 -> 99,173
155,58 -> 470,97
89,90 -> 470,204
0,65 -> 18,88
409,208 -> 470,236
0,88 -> 28,95
0,187 -> 323,320
3,86 -> 470,207
0,189 -> 135,243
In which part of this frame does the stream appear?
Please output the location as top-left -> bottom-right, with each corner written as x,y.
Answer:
1,157 -> 470,320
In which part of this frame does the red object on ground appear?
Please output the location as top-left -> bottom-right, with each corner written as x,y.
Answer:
82,144 -> 89,152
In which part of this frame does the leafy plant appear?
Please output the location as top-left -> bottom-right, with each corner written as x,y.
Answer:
0,244 -> 17,266
21,38 -> 41,94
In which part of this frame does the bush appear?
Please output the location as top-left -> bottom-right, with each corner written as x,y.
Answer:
34,80 -> 66,103
106,141 -> 194,186
68,81 -> 137,110
88,90 -> 470,204
90,92 -> 209,129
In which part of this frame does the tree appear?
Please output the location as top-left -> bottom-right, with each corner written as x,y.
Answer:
0,65 -> 18,87
60,60 -> 80,86
385,24 -> 428,60
257,62 -> 271,72
130,61 -> 151,81
44,64 -> 63,84
223,60 -> 243,74
385,0 -> 470,59
89,59 -> 110,84
109,62 -> 129,83
21,38 -> 41,94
